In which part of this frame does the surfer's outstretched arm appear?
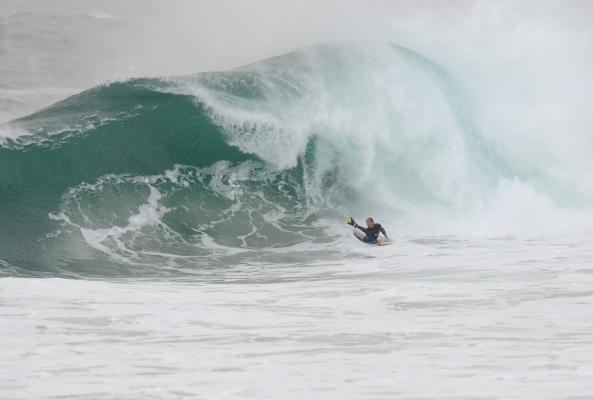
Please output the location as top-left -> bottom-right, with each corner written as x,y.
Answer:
348,217 -> 367,232
380,227 -> 388,239
354,224 -> 368,233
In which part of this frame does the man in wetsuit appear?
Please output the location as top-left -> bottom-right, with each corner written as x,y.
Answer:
348,217 -> 388,243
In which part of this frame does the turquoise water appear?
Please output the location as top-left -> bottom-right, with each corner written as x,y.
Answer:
1,43 -> 592,278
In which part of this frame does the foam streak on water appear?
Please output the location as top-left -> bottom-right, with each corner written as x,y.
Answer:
2,238 -> 593,399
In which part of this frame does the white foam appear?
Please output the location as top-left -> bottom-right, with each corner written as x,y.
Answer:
176,43 -> 593,238
54,185 -> 170,264
3,237 -> 593,399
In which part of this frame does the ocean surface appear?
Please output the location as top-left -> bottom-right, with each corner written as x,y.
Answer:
1,5 -> 593,399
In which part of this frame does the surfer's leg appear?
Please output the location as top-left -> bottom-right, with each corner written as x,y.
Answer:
353,228 -> 367,242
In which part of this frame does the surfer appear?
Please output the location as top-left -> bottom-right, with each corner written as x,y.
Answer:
347,217 -> 388,244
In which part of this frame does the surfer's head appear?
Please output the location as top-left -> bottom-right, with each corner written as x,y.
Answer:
366,217 -> 375,228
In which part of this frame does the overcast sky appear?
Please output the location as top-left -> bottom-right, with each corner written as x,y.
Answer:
2,0 -> 592,75
2,0 -> 592,126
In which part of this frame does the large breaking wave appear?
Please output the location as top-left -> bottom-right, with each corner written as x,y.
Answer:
1,43 -> 591,277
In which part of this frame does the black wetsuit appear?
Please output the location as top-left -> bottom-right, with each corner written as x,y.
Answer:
355,223 -> 387,243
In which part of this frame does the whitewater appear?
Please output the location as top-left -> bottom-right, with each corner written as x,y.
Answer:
2,2 -> 593,399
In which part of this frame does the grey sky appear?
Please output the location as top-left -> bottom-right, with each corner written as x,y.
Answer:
3,0 -> 592,74
1,0 -> 592,124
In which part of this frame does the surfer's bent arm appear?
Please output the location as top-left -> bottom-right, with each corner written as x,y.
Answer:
380,227 -> 388,239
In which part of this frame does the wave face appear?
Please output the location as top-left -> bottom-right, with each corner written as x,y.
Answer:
1,43 -> 591,277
